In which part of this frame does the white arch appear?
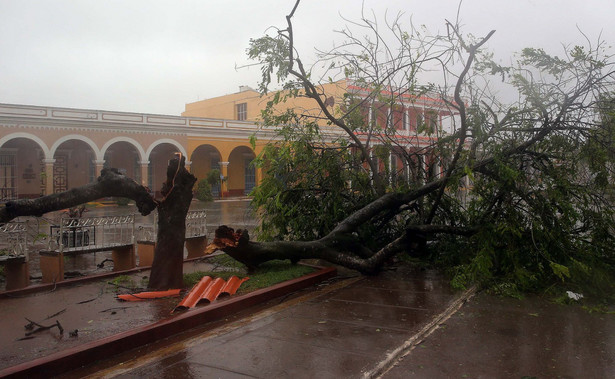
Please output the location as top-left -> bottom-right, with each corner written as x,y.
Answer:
0,132 -> 51,159
50,134 -> 101,159
145,138 -> 188,160
101,137 -> 146,162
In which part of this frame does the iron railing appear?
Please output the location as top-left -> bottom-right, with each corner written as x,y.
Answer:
0,220 -> 29,260
48,214 -> 135,253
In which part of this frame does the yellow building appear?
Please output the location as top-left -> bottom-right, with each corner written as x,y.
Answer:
0,104 -> 270,200
183,79 -> 455,182
183,79 -> 451,126
183,82 -> 348,124
0,80 -> 454,202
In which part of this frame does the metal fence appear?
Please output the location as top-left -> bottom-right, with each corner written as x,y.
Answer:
0,220 -> 29,258
185,210 -> 207,238
1,210 -> 206,255
136,210 -> 207,242
48,214 -> 135,253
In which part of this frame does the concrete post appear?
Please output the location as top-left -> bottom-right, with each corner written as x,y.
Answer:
112,245 -> 136,271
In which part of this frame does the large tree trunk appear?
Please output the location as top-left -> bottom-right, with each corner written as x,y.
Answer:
148,155 -> 197,289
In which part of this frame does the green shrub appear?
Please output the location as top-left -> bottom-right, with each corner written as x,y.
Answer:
195,178 -> 214,202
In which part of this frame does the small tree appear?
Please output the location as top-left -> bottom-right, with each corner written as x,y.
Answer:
195,179 -> 213,202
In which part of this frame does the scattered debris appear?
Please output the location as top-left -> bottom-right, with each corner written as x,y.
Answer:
45,308 -> 67,320
69,329 -> 78,338
117,289 -> 182,302
23,319 -> 64,337
100,306 -> 131,313
16,336 -> 36,341
77,286 -> 105,304
566,291 -> 584,301
97,258 -> 113,269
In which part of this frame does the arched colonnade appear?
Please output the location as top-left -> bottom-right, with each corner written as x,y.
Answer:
0,131 -> 260,200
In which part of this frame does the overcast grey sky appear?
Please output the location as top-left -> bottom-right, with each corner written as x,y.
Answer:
0,0 -> 613,116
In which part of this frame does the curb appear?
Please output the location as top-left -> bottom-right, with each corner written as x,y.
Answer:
0,266 -> 337,378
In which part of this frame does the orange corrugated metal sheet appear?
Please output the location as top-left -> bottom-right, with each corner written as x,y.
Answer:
174,276 -> 249,312
220,276 -> 249,297
175,276 -> 212,309
117,289 -> 182,302
201,277 -> 226,303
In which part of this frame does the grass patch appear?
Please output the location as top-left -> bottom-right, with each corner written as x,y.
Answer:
239,260 -> 316,293
183,258 -> 317,294
183,270 -> 245,287
207,254 -> 247,269
108,275 -> 137,290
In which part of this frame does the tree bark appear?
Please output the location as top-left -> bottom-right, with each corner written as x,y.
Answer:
147,155 -> 197,289
209,224 -> 415,274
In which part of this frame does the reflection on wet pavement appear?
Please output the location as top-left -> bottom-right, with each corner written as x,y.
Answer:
383,293 -> 615,378
0,260 -> 218,370
86,267 -> 462,378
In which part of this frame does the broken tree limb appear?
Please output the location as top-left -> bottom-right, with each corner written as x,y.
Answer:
208,225 -> 401,274
45,309 -> 67,320
147,155 -> 197,289
210,221 -> 479,274
0,168 -> 157,223
24,320 -> 64,336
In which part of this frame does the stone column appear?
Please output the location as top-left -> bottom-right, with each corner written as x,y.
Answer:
139,161 -> 149,187
219,161 -> 229,198
43,158 -> 55,195
94,159 -> 105,178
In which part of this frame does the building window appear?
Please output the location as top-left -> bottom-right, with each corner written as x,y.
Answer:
403,111 -> 409,131
244,158 -> 256,195
0,151 -> 17,201
236,103 -> 247,121
416,113 -> 424,131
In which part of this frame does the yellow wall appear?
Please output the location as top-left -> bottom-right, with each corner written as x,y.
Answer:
182,80 -> 349,126
183,89 -> 264,121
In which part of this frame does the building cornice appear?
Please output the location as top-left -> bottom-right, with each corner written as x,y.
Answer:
0,103 -> 264,140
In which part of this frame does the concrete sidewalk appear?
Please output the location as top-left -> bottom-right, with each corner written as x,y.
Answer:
71,265 -> 615,379
69,266 -> 469,378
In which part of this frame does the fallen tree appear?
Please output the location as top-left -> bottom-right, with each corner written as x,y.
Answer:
215,0 -> 615,297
